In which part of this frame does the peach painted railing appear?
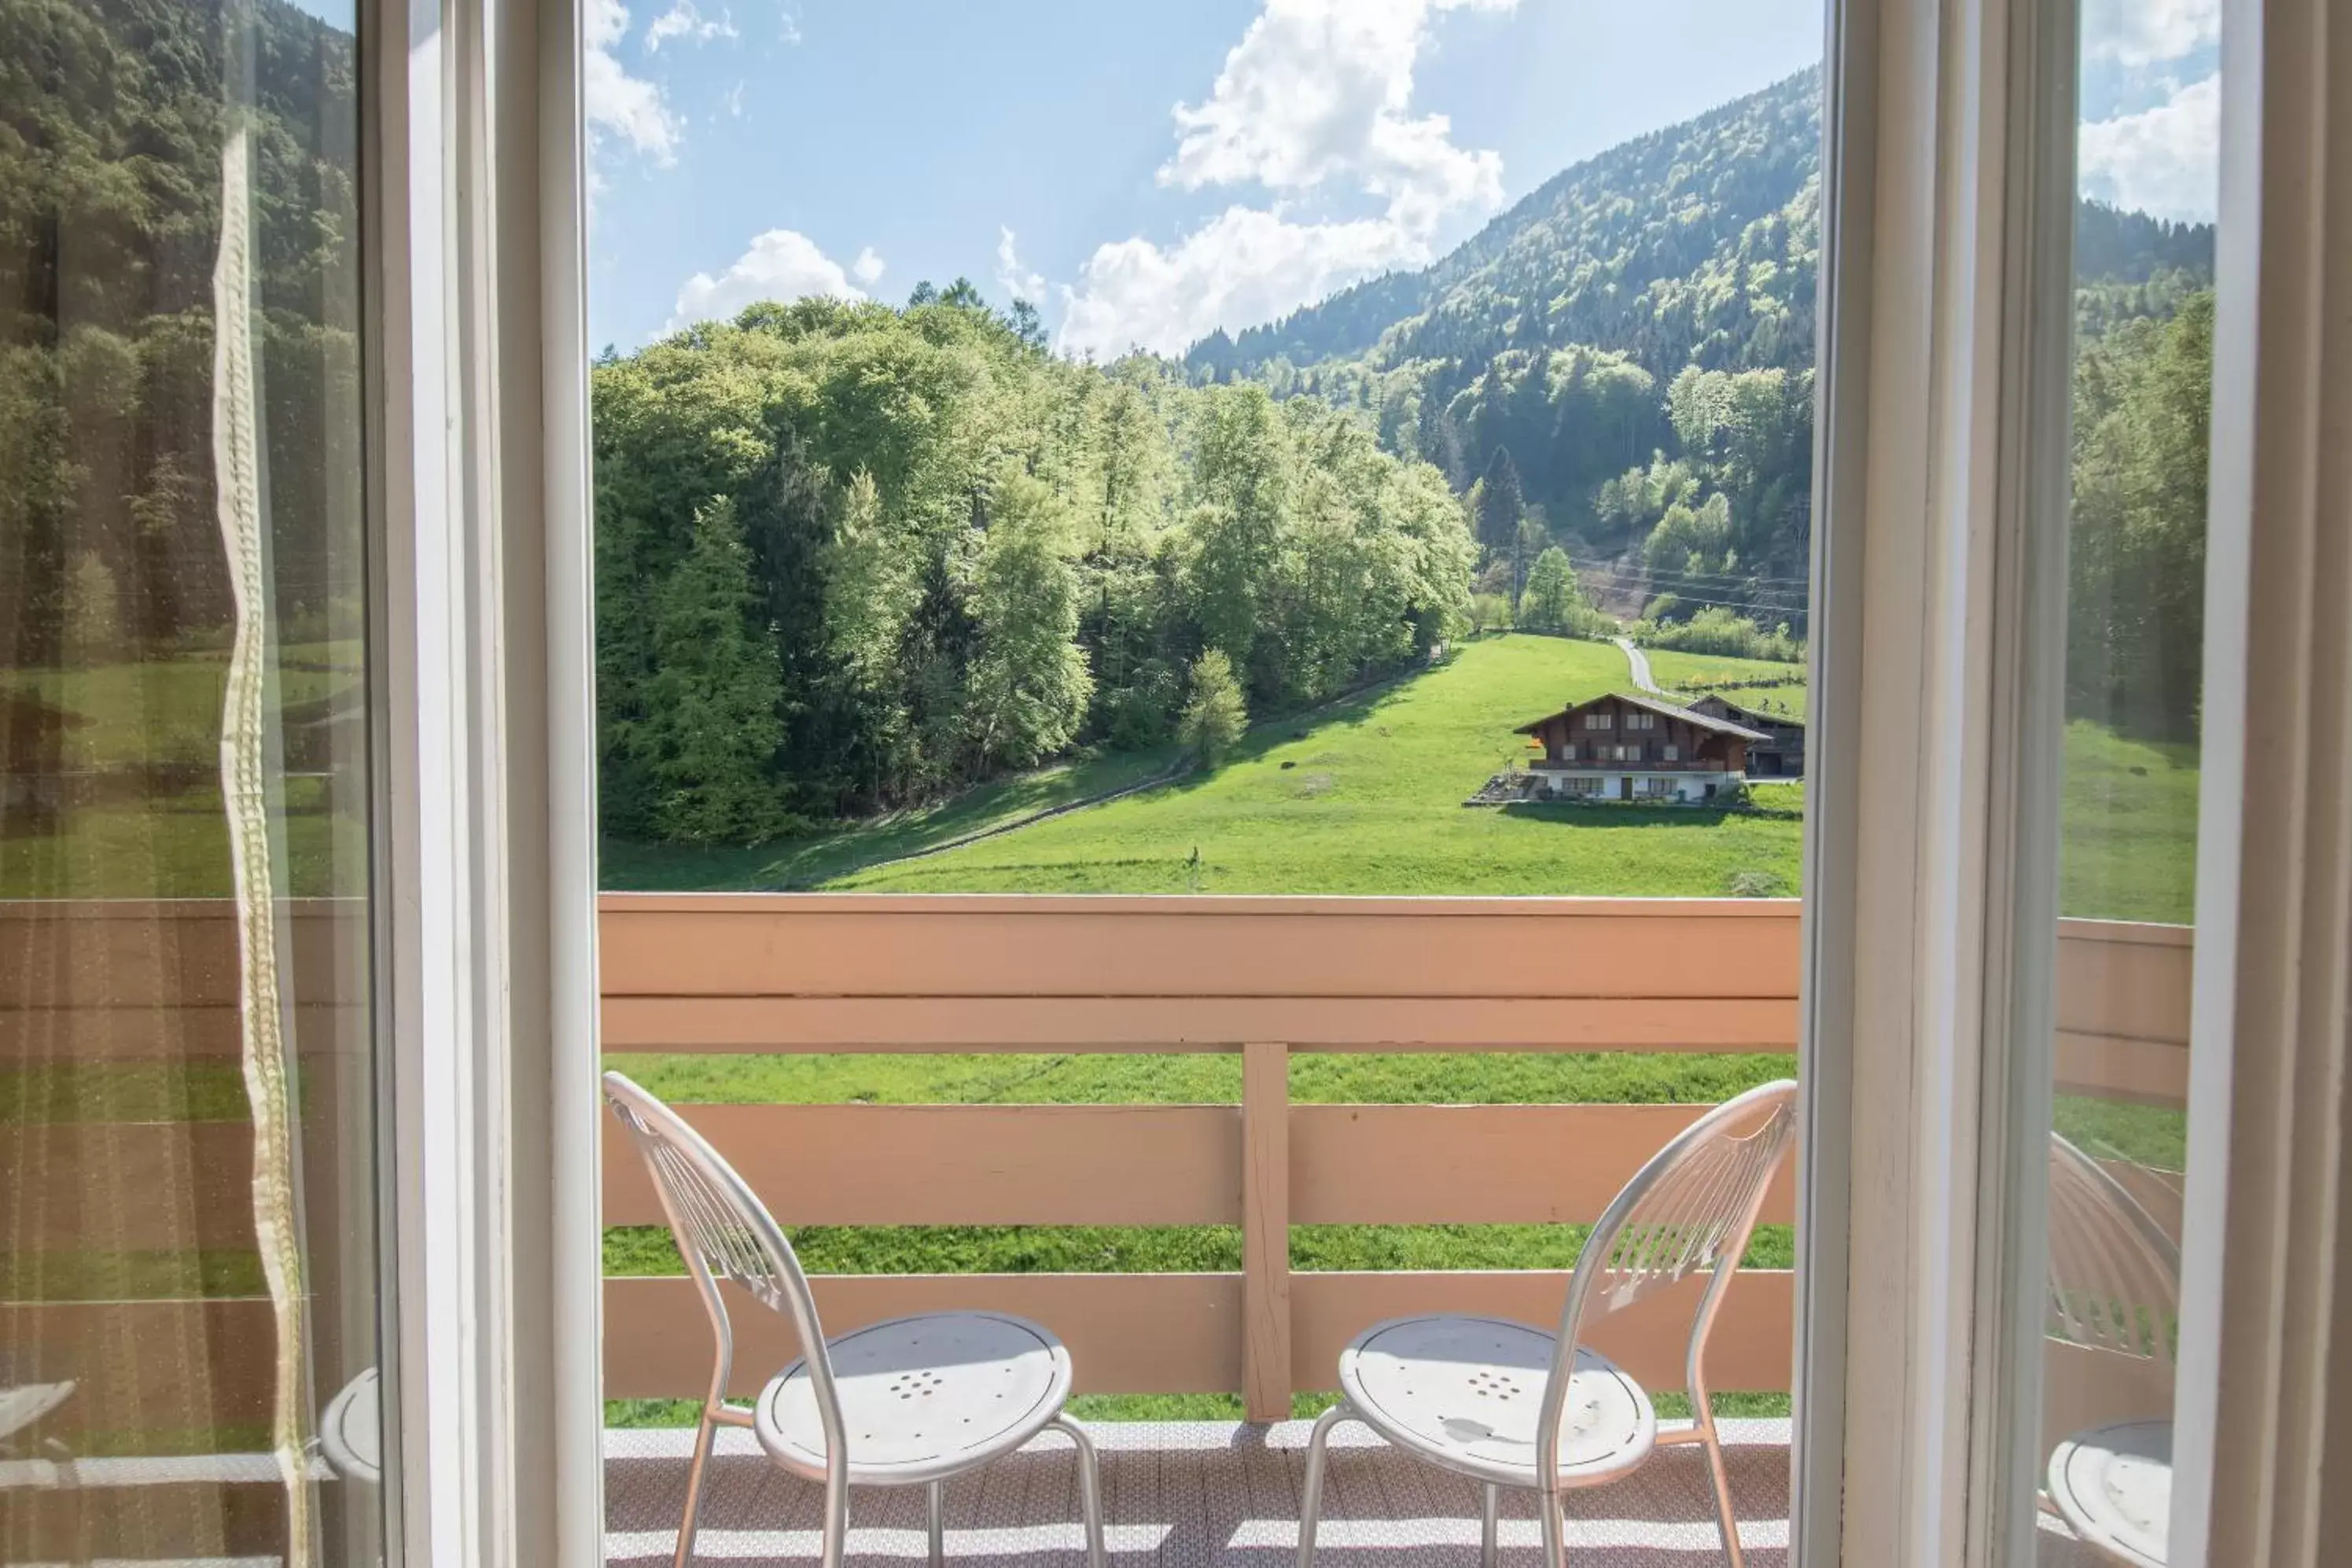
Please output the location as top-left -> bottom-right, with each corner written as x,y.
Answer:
594,895 -> 2194,1419
0,896 -> 2192,1431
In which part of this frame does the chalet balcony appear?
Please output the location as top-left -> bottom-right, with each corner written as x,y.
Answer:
5,896 -> 2188,1566
1523,757 -> 1738,775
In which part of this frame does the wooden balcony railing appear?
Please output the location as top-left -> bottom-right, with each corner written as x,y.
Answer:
596,896 -> 2194,1419
1,896 -> 2194,1434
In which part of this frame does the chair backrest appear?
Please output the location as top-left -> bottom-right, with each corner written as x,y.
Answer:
602,1072 -> 846,1437
2046,1132 -> 2181,1362
1539,1080 -> 1797,1464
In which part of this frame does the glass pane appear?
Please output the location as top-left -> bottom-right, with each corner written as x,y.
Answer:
2012,2 -> 2219,1560
0,0 -> 385,1561
584,3 -> 1827,1541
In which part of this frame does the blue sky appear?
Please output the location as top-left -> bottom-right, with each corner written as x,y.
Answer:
583,0 -> 2221,355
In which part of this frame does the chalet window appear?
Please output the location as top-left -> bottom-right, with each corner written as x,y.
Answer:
1560,742 -> 1577,761
1585,712 -> 1614,730
1662,745 -> 1680,761
1625,712 -> 1656,731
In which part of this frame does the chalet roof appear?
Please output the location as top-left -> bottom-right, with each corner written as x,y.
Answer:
1512,690 -> 1772,743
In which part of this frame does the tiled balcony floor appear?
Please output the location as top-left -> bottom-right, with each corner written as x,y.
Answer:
607,1417 -> 2124,1566
607,1418 -> 1820,1566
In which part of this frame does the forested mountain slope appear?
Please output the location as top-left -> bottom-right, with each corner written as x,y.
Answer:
1183,66 -> 2214,647
1191,68 -> 1824,389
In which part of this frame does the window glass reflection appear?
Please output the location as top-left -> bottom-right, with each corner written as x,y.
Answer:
0,0 -> 383,1560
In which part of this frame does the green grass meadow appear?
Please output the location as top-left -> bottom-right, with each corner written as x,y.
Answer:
826,635 -> 1805,896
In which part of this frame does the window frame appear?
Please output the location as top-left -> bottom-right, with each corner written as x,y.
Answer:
370,0 -> 603,1558
357,0 -> 2352,1559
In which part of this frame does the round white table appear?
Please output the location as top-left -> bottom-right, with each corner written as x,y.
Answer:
2047,1418 -> 2170,1567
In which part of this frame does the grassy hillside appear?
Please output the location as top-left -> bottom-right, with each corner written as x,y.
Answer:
826,635 -> 1805,896
600,742 -> 1180,892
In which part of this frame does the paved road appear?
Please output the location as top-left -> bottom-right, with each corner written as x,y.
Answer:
1614,636 -> 1662,694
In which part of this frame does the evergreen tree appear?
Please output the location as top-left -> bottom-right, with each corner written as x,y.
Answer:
637,498 -> 791,845
1475,447 -> 1526,560
1474,447 -> 1530,605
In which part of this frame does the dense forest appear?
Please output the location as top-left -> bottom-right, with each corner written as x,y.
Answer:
0,0 -> 362,672
591,64 -> 2218,845
593,304 -> 1475,841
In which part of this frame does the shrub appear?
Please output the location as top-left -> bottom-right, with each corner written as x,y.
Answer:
1633,605 -> 1804,661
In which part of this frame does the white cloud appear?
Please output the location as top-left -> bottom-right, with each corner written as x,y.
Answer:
2079,73 -> 2219,223
996,228 -> 1047,304
1055,0 -> 1514,360
852,247 -> 887,288
645,0 -> 734,50
1160,0 -> 1514,227
584,0 -> 682,163
668,230 -> 868,333
719,81 -> 745,120
1058,205 -> 1432,360
2082,0 -> 2219,67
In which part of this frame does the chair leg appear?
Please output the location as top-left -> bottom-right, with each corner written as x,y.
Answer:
818,1466 -> 849,1568
1539,1489 -> 1567,1568
927,1479 -> 947,1568
1050,1415 -> 1109,1568
672,1410 -> 719,1568
1481,1483 -> 1500,1568
1697,1419 -> 1743,1568
1295,1402 -> 1349,1568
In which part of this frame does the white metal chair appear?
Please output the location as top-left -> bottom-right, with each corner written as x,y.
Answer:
1295,1078 -> 1797,1568
2041,1133 -> 2181,1567
603,1072 -> 1108,1568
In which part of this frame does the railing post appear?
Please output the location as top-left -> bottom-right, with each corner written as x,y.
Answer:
1241,1040 -> 1292,1422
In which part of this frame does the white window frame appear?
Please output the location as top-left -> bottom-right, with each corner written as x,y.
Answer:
1587,711 -> 1614,730
1803,1 -> 2352,1566
370,0 -> 602,1559
352,0 -> 2352,1560
2168,0 -> 2352,1559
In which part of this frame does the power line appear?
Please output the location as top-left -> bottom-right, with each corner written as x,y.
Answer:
1563,559 -> 1813,604
1563,554 -> 1814,591
1571,578 -> 1811,618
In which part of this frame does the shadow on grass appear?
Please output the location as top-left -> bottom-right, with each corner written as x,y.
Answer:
600,655 -> 1467,890
1147,665 -> 1435,801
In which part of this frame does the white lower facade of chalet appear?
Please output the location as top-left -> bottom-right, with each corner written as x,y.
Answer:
1526,764 -> 1746,803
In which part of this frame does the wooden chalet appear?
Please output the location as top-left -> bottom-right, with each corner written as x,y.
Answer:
1511,690 -> 1770,803
1687,692 -> 1807,777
